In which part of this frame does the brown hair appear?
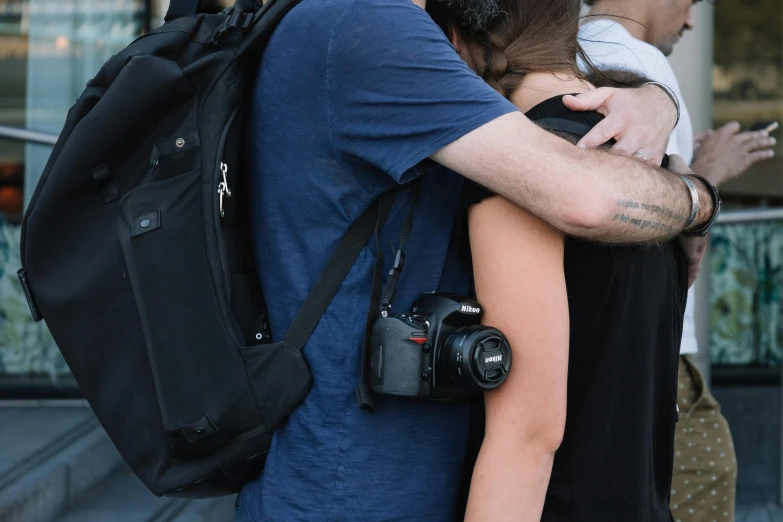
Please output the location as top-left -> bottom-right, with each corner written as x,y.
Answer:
428,0 -> 596,98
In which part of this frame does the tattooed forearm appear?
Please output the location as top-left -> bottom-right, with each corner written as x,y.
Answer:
612,198 -> 687,239
612,213 -> 677,235
616,199 -> 688,225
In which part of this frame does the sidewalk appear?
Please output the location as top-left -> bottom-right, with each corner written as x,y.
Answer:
736,482 -> 783,522
0,401 -> 778,521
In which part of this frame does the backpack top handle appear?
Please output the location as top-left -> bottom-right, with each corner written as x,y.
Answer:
165,0 -> 202,23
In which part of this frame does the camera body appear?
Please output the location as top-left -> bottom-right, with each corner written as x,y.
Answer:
369,292 -> 511,399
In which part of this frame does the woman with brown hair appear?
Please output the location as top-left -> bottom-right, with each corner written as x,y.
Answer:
427,1 -> 687,520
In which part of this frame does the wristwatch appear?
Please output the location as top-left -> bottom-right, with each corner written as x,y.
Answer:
682,174 -> 722,237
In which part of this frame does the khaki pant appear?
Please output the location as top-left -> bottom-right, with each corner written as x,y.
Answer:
670,355 -> 737,522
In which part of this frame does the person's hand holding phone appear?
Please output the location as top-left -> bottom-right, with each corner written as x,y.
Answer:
691,121 -> 777,187
749,121 -> 779,133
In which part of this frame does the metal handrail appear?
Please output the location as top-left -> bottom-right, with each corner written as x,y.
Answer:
0,125 -> 58,146
717,208 -> 783,224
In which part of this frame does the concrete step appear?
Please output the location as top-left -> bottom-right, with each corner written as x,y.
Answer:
0,403 -> 122,522
57,466 -> 235,522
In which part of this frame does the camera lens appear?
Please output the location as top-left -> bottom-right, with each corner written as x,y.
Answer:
438,325 -> 511,391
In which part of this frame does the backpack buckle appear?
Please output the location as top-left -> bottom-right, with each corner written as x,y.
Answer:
208,9 -> 248,45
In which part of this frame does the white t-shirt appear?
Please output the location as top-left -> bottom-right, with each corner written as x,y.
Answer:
578,19 -> 698,355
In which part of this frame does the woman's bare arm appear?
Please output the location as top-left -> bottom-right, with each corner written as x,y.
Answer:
464,195 -> 569,522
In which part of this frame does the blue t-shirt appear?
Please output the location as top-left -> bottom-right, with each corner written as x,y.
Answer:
237,0 -> 516,520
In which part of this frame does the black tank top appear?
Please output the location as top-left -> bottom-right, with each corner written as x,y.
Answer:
462,96 -> 686,522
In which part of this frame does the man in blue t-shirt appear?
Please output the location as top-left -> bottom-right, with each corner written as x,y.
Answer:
236,0 -> 718,520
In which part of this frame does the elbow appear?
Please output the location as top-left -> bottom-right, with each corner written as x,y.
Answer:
524,418 -> 566,456
548,151 -> 618,239
557,198 -> 607,239
486,411 -> 566,457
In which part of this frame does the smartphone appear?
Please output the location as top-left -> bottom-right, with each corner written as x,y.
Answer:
750,121 -> 779,133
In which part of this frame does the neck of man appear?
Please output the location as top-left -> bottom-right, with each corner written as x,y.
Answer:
412,0 -> 426,8
586,0 -> 653,45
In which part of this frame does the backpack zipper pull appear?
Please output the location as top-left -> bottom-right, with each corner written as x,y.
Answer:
218,162 -> 232,217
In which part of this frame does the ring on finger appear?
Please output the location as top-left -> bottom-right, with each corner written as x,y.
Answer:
633,151 -> 648,161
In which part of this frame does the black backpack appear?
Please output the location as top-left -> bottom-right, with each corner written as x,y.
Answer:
17,0 -> 392,498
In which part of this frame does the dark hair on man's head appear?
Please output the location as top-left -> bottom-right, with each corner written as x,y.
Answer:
427,0 -> 502,35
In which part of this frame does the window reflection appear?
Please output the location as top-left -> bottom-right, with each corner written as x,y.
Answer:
0,0 -> 144,386
713,0 -> 783,196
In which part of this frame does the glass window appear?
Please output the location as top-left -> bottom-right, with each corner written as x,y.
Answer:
710,0 -> 783,369
0,0 -> 146,394
713,0 -> 783,200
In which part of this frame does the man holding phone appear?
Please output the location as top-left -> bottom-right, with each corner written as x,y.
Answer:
580,0 -> 777,520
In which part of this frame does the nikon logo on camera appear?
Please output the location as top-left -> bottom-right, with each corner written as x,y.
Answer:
460,304 -> 481,314
485,355 -> 503,364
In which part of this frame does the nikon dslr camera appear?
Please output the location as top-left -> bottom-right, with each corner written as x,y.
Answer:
370,293 -> 511,399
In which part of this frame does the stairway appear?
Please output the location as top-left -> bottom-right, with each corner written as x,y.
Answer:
57,466 -> 233,522
0,404 -> 234,522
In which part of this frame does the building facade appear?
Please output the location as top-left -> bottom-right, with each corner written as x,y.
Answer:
0,0 -> 781,518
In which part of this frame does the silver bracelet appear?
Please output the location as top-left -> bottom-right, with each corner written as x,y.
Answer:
680,175 -> 699,230
642,81 -> 680,128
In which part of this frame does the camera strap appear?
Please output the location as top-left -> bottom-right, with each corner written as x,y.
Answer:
380,180 -> 422,314
356,178 -> 422,412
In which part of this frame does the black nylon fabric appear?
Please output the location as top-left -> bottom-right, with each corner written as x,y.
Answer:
15,0 -> 361,499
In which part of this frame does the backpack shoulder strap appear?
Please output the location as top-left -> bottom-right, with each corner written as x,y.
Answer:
237,0 -> 305,59
533,117 -> 594,139
282,193 -> 394,351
